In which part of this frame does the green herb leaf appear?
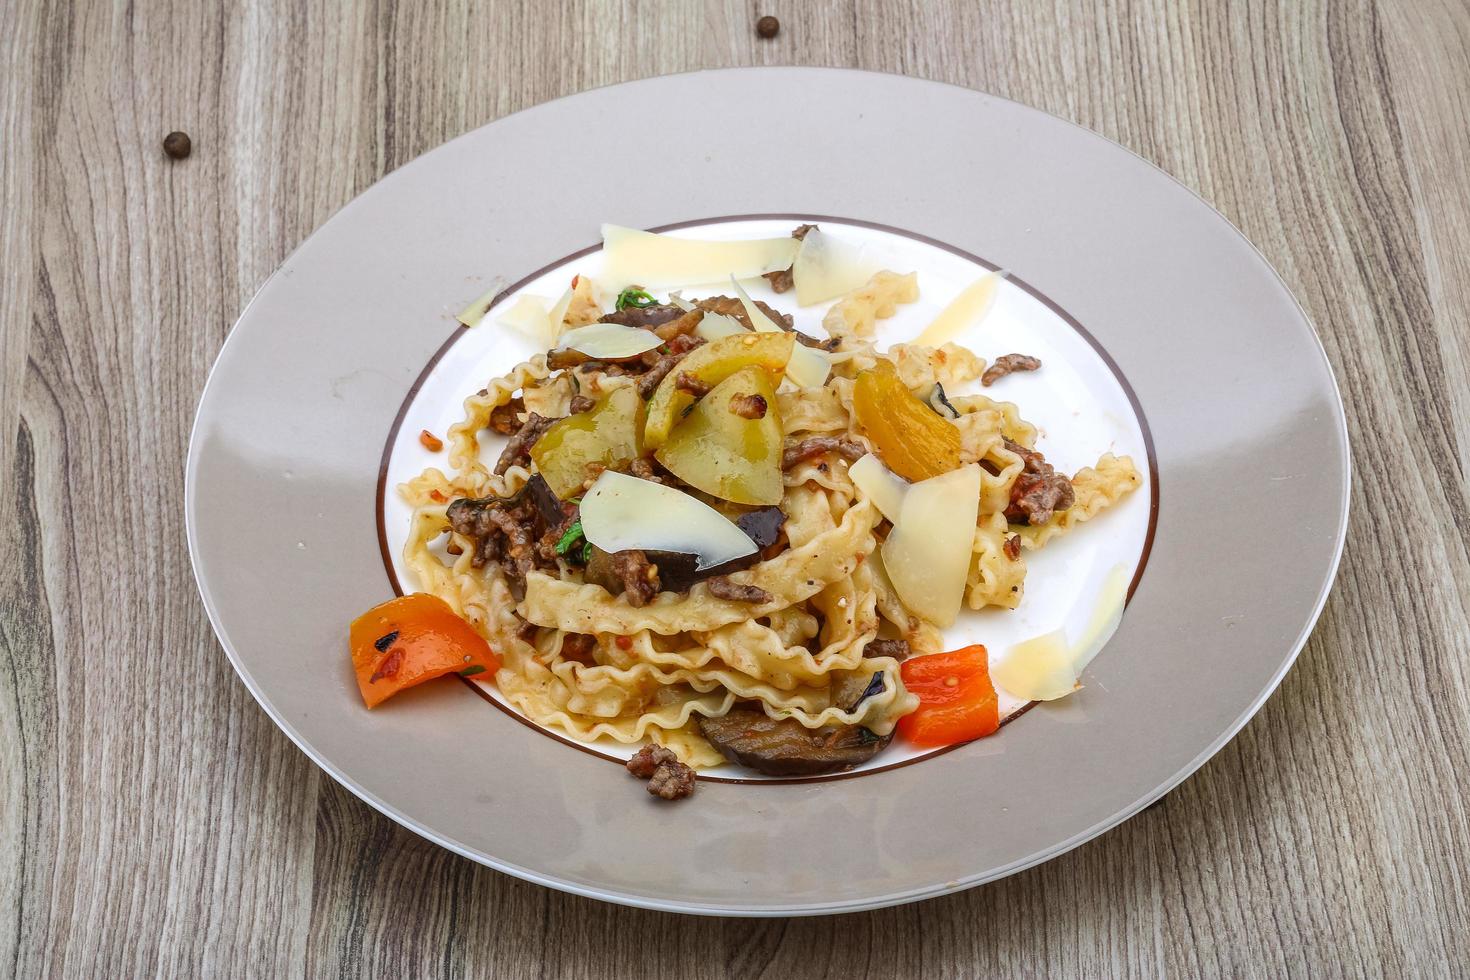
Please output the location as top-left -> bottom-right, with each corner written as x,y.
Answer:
615,287 -> 658,310
581,541 -> 594,563
554,520 -> 586,556
459,665 -> 487,677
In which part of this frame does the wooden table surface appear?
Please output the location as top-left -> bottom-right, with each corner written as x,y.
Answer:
4,0 -> 1468,975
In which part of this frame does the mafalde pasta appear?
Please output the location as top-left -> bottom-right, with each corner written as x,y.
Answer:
346,221 -> 1142,801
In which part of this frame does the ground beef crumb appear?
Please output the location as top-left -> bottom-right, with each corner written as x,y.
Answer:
446,485 -> 567,599
559,632 -> 597,663
865,638 -> 911,661
728,392 -> 768,419
488,398 -> 526,435
494,413 -> 557,475
1003,439 -> 1075,526
706,576 -> 772,604
1004,534 -> 1022,561
610,549 -> 660,607
674,371 -> 712,397
782,436 -> 866,470
636,333 -> 706,398
626,744 -> 696,800
628,456 -> 668,483
568,394 -> 596,414
982,353 -> 1042,387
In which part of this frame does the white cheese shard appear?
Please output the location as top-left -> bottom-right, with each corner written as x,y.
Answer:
601,224 -> 800,288
880,463 -> 982,628
914,271 -> 1005,347
693,311 -> 747,342
729,276 -> 830,388
792,227 -> 878,306
848,454 -> 909,524
993,630 -> 1077,701
1071,564 -> 1130,672
456,279 -> 506,328
579,471 -> 758,571
994,564 -> 1131,701
496,294 -> 554,344
545,286 -> 575,345
556,322 -> 664,360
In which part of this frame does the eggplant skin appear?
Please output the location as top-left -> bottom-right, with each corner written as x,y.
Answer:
525,475 -> 569,527
697,705 -> 891,776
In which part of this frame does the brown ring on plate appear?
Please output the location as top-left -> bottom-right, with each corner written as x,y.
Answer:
374,213 -> 1162,784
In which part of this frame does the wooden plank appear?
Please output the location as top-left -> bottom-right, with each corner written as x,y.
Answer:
2,0 -> 1467,975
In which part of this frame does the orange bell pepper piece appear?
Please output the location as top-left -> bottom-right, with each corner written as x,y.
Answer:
349,593 -> 500,708
851,360 -> 962,481
897,644 -> 1000,747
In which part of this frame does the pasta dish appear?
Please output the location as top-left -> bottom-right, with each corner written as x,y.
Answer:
348,223 -> 1142,800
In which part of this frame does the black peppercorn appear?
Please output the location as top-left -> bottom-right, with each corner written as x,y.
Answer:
756,15 -> 779,38
163,131 -> 192,159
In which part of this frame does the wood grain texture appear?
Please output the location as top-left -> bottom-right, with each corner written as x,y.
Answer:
3,0 -> 1467,976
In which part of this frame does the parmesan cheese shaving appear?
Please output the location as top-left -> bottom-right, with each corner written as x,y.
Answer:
579,471 -> 758,571
456,279 -> 506,327
694,311 -> 747,342
792,228 -> 878,306
848,454 -> 909,523
1072,564 -> 1129,672
880,463 -> 981,628
995,565 -> 1131,701
545,286 -> 574,344
729,276 -> 830,388
495,294 -> 554,344
993,630 -> 1076,701
914,271 -> 1006,347
601,224 -> 800,288
556,322 -> 663,359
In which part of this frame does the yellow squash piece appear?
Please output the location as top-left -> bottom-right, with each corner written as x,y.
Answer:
656,366 -> 784,505
529,385 -> 645,499
851,360 -> 962,481
644,331 -> 795,449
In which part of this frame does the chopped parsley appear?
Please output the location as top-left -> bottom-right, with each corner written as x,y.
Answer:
459,665 -> 487,677
615,287 -> 658,310
554,520 -> 595,563
554,520 -> 586,556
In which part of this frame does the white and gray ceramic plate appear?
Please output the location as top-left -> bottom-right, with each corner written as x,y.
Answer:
187,68 -> 1349,915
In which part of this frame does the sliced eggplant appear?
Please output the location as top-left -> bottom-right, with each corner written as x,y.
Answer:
525,475 -> 568,527
583,506 -> 787,595
644,551 -> 702,594
735,505 -> 785,550
598,304 -> 687,329
582,547 -> 623,596
697,704 -> 891,776
694,505 -> 786,580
